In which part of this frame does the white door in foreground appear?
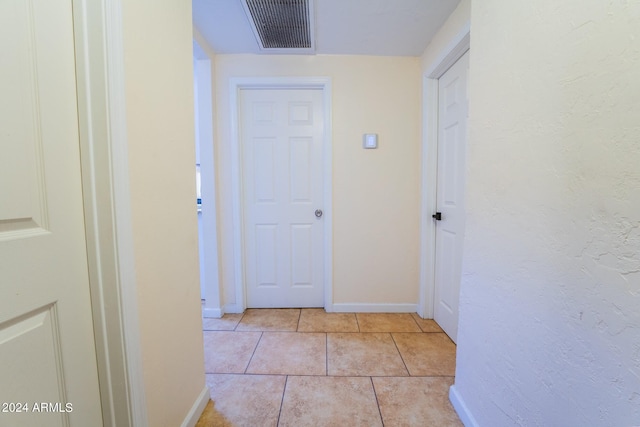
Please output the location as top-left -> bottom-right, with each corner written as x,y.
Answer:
0,1 -> 102,425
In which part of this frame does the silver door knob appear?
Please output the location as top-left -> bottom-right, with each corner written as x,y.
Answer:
315,209 -> 323,218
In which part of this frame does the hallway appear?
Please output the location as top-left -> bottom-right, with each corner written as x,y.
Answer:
196,309 -> 461,426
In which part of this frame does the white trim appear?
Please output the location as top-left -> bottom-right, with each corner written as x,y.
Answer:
449,385 -> 479,427
229,82 -> 245,310
104,3 -> 148,424
321,80 -> 333,313
418,24 -> 470,319
425,22 -> 471,79
202,307 -> 223,318
418,74 -> 439,319
73,0 -> 147,425
332,303 -> 418,313
193,52 -> 224,319
193,29 -> 216,60
229,77 -> 333,311
224,303 -> 245,314
180,385 -> 210,427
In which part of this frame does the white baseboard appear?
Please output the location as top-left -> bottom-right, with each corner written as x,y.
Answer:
180,385 -> 210,427
202,307 -> 223,318
449,384 -> 479,427
219,303 -> 417,314
223,303 -> 244,314
332,303 -> 418,313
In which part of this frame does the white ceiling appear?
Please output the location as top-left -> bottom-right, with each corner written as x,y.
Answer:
192,0 -> 461,57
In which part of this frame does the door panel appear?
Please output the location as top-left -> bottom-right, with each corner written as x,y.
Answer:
291,224 -> 313,287
255,224 -> 278,287
290,137 -> 313,202
253,137 -> 277,202
0,0 -> 102,424
434,51 -> 470,343
241,89 -> 324,308
0,0 -> 48,238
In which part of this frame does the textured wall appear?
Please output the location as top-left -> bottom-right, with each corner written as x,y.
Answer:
214,55 -> 421,308
453,1 -> 640,425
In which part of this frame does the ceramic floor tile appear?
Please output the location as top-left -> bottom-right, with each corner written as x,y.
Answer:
194,400 -> 216,427
279,376 -> 383,427
327,333 -> 409,376
373,376 -> 462,426
202,313 -> 243,331
246,332 -> 326,375
203,374 -> 286,427
235,308 -> 300,332
297,308 -> 359,332
202,331 -> 261,373
392,332 -> 456,376
356,313 -> 422,332
410,313 -> 445,333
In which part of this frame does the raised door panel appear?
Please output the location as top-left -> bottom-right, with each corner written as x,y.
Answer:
254,224 -> 278,288
252,137 -> 277,204
0,0 -> 49,239
0,306 -> 67,426
290,224 -> 313,288
289,137 -> 313,203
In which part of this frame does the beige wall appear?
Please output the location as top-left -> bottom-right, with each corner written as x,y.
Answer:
122,1 -> 206,425
214,55 -> 422,308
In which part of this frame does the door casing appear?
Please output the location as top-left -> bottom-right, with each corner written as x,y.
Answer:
418,25 -> 470,319
193,38 -> 224,319
228,78 -> 333,313
73,0 -> 147,425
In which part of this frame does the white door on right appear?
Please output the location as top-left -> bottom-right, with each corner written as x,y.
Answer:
433,51 -> 469,343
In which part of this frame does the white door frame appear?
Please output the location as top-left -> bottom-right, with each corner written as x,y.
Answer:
418,24 -> 470,319
193,36 -> 224,319
73,0 -> 147,425
229,77 -> 333,313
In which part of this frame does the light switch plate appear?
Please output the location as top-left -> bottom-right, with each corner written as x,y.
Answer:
363,133 -> 378,149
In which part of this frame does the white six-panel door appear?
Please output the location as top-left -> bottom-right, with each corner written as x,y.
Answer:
0,0 -> 102,425
433,51 -> 470,343
240,89 -> 324,308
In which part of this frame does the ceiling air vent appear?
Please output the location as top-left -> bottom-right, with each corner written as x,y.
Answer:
242,0 -> 315,53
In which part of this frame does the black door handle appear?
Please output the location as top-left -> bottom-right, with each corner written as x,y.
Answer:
432,212 -> 442,221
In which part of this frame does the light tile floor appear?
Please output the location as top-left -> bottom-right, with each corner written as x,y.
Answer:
196,309 -> 462,427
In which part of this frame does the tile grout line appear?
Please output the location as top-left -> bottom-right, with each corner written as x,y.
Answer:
247,373 -> 455,378
325,333 -> 328,376
370,376 -> 385,426
243,331 -> 263,374
200,311 -> 461,425
409,312 -> 422,332
276,375 -> 289,426
390,333 -> 411,377
233,311 -> 247,331
412,313 -> 448,334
